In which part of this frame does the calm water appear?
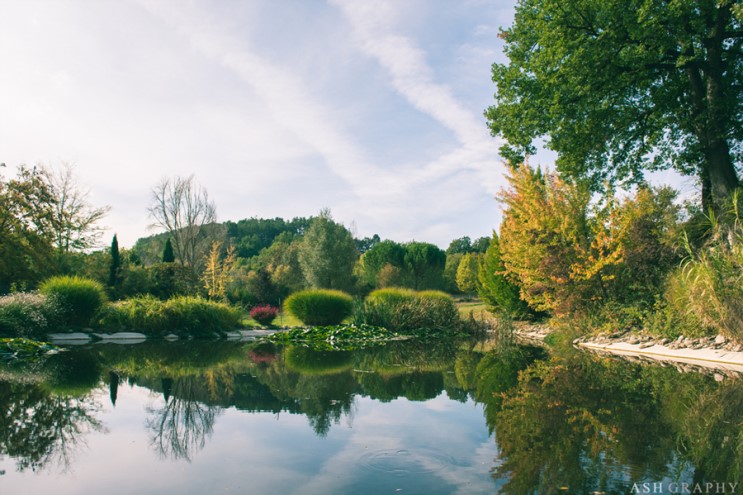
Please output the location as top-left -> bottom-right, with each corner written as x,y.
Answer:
0,338 -> 740,494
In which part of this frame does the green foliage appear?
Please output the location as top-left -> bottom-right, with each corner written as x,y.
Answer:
162,237 -> 175,263
355,234 -> 380,254
358,240 -> 407,287
443,253 -> 464,293
662,198 -> 743,341
0,165 -> 57,291
471,236 -> 490,253
455,253 -> 479,294
446,236 -> 472,255
145,262 -> 200,300
96,295 -> 241,337
108,234 -> 121,289
357,288 -> 463,335
487,0 -> 742,212
284,289 -> 354,326
643,295 -> 711,340
252,237 -> 306,300
225,216 -> 310,258
477,232 -> 532,318
298,210 -> 357,291
39,276 -> 106,327
227,268 -> 280,308
0,293 -> 63,339
403,241 -> 446,290
366,287 -> 417,305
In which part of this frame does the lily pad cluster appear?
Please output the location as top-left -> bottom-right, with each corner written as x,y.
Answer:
265,323 -> 403,350
0,338 -> 61,362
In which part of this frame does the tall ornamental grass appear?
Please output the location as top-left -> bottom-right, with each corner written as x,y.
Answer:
284,289 -> 354,326
356,287 -> 461,334
39,276 -> 107,327
665,194 -> 743,342
97,295 -> 241,337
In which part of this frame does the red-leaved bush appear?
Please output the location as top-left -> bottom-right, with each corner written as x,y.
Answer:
250,304 -> 279,326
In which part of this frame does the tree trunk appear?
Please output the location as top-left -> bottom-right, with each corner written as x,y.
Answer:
686,3 -> 739,214
702,2 -> 739,213
704,140 -> 739,213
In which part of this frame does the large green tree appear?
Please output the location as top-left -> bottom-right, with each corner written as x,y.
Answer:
487,0 -> 743,212
477,232 -> 532,318
298,210 -> 358,291
403,242 -> 446,290
0,165 -> 56,291
358,240 -> 407,287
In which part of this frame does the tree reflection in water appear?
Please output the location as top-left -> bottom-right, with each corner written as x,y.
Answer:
2,337 -> 741,489
489,351 -> 743,494
145,376 -> 222,462
0,381 -> 103,472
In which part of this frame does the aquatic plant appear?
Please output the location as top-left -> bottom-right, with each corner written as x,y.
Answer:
0,337 -> 60,362
266,323 -> 400,350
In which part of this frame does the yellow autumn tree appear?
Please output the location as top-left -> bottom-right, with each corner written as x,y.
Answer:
499,164 -> 680,316
498,165 -> 622,315
202,241 -> 237,301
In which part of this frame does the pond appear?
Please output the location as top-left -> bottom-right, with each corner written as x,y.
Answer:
0,338 -> 741,494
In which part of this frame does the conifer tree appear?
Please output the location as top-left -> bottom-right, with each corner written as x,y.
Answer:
162,237 -> 175,263
108,234 -> 121,288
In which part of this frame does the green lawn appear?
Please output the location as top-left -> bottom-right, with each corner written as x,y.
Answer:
456,299 -> 491,318
243,310 -> 304,328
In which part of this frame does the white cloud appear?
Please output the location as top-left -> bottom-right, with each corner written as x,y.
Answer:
0,0 -> 514,246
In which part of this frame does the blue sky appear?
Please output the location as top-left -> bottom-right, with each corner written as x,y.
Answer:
3,0 -> 548,248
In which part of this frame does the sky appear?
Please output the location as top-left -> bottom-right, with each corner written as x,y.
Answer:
1,0 -> 694,250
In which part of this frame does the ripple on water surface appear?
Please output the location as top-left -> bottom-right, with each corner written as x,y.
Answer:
359,448 -> 460,478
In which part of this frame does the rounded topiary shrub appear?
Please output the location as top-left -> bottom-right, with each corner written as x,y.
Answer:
284,289 -> 353,326
40,276 -> 107,327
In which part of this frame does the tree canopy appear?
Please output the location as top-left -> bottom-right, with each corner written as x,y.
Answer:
298,209 -> 357,291
487,0 -> 743,211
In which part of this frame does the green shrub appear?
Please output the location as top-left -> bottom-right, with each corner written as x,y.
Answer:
284,289 -> 354,326
97,295 -> 241,337
39,276 -> 106,327
357,289 -> 462,334
367,287 -> 417,305
0,292 -> 63,338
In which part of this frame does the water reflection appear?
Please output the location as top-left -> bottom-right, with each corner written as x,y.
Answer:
145,377 -> 221,461
0,381 -> 102,471
0,337 -> 740,492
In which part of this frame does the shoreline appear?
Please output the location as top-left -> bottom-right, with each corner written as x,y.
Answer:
512,323 -> 743,377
